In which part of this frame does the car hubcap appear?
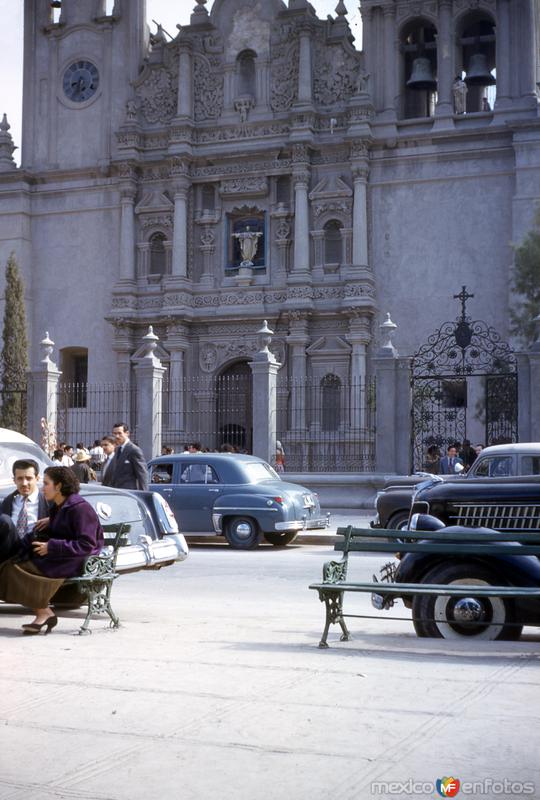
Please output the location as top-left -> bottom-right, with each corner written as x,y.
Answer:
453,597 -> 485,623
235,522 -> 252,540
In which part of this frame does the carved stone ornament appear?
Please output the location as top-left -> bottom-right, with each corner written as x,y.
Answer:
193,54 -> 224,121
200,343 -> 218,372
453,0 -> 495,10
292,143 -> 309,164
275,220 -> 291,241
135,67 -> 178,124
396,1 -> 438,21
313,38 -> 360,106
139,213 -> 173,232
312,199 -> 352,219
220,177 -> 268,197
270,28 -> 299,112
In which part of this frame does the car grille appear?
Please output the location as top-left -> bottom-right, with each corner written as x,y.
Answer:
449,503 -> 540,531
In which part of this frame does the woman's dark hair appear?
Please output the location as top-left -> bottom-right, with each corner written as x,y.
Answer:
44,466 -> 80,496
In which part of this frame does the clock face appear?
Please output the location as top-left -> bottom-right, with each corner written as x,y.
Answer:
63,61 -> 100,103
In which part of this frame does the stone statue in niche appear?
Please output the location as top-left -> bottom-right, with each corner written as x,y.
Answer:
453,76 -> 468,114
233,226 -> 262,266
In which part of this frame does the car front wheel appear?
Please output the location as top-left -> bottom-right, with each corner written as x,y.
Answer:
264,531 -> 298,546
412,564 -> 522,641
224,516 -> 261,549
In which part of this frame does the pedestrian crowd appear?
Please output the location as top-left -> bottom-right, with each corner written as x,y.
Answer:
423,440 -> 484,475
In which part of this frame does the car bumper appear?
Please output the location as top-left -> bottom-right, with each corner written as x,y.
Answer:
275,514 -> 330,532
114,533 -> 189,573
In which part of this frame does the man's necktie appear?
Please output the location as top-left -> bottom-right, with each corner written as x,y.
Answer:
16,497 -> 29,537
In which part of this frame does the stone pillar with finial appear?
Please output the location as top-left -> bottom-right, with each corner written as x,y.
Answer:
27,332 -> 62,445
372,314 -> 411,473
249,321 -> 281,464
0,114 -> 17,171
135,326 -> 166,459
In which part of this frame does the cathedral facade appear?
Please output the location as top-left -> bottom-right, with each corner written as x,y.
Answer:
0,0 -> 538,457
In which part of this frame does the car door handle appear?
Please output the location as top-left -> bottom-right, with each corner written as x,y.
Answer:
163,488 -> 172,494
208,489 -> 220,493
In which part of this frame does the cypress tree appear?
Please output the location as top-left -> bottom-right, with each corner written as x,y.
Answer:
511,215 -> 540,345
0,253 -> 29,431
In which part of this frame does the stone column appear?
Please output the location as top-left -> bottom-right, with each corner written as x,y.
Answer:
287,312 -> 309,431
435,0 -> 454,121
297,26 -> 313,106
382,5 -> 397,118
166,323 -> 189,446
170,164 -> 190,280
291,157 -> 311,282
177,42 -> 193,119
372,314 -> 400,473
351,149 -> 369,268
134,327 -> 166,460
346,312 -> 371,430
517,0 -> 537,104
249,321 -> 281,464
27,332 -> 62,447
119,182 -> 136,282
495,0 -> 511,107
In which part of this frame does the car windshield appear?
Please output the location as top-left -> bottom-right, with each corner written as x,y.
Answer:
0,442 -> 52,483
242,462 -> 280,483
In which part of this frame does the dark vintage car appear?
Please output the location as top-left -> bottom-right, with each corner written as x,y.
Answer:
148,453 -> 329,548
373,514 -> 540,640
372,444 -> 540,530
0,429 -> 188,573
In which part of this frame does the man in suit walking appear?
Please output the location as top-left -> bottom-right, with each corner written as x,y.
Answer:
0,459 -> 49,561
439,445 -> 464,475
102,423 -> 148,491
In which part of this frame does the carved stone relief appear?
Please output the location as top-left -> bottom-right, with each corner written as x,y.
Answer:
135,67 -> 178,124
220,177 -> 268,197
313,37 -> 360,106
199,338 -> 286,373
270,27 -> 299,112
193,54 -> 224,121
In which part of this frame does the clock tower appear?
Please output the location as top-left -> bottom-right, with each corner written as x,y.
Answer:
22,0 -> 147,171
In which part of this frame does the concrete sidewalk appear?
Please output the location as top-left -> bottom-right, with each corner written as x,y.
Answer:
1,542 -> 538,800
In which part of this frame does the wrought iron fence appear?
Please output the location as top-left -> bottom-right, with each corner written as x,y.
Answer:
56,383 -> 137,448
277,376 -> 376,472
161,373 -> 253,453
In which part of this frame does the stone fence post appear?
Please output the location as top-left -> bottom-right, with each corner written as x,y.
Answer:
527,313 -> 540,441
250,321 -> 281,465
27,332 -> 61,450
135,327 -> 166,460
372,314 -> 411,473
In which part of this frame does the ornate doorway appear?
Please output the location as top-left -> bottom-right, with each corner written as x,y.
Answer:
411,287 -> 517,471
216,361 -> 253,452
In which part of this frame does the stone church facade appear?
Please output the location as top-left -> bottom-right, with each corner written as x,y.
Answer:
0,0 -> 538,461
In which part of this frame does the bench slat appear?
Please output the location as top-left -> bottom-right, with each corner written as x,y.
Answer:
309,582 -> 540,597
333,541 -> 540,556
336,526 -> 540,543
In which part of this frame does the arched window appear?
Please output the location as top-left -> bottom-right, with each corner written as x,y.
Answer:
401,19 -> 438,119
149,232 -> 167,276
321,375 -> 341,431
458,13 -> 496,113
202,184 -> 215,212
237,50 -> 257,98
324,220 -> 343,265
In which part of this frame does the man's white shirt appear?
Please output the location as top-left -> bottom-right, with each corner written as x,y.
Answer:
11,488 -> 41,534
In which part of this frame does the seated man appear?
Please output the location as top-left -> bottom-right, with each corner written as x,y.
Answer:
0,459 -> 49,562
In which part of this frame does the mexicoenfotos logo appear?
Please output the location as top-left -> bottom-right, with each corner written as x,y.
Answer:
436,777 -> 461,797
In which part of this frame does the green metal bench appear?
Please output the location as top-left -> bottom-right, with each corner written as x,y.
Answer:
59,523 -> 129,635
309,526 -> 540,648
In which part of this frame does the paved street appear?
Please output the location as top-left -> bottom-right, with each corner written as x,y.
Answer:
1,541 -> 539,800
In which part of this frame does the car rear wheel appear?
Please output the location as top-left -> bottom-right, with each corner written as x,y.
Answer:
264,531 -> 298,546
224,516 -> 261,549
412,564 -> 522,641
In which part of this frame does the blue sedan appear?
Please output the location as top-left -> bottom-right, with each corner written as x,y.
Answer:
148,453 -> 329,548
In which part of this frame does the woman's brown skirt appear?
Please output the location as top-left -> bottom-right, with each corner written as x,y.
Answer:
0,560 -> 64,608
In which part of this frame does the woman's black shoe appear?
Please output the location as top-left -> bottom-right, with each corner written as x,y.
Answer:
22,615 -> 58,635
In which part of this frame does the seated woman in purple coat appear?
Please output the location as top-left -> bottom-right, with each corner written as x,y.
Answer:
0,466 -> 104,635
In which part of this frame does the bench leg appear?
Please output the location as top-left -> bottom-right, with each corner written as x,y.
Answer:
318,591 -> 350,648
76,581 -> 119,635
104,581 -> 120,629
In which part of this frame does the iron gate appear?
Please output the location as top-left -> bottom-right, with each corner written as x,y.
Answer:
411,287 -> 518,471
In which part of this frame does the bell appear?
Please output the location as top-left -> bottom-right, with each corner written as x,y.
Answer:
465,53 -> 496,86
406,57 -> 437,91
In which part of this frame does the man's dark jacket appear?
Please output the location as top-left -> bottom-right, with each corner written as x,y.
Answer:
0,490 -> 50,562
101,440 -> 148,491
